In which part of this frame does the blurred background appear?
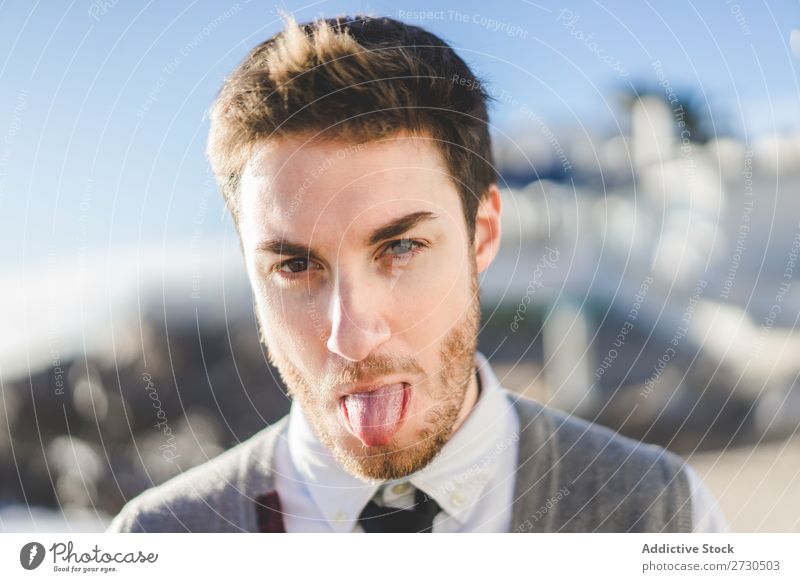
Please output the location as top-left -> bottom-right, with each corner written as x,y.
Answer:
1,0 -> 799,532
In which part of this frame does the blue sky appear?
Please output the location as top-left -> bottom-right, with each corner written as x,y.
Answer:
0,0 -> 798,270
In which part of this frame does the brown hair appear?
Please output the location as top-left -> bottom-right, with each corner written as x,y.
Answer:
206,14 -> 496,240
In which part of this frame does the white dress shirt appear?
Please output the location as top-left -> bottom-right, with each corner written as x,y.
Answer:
272,351 -> 727,532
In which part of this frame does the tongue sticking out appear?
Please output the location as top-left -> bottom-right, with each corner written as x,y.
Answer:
343,383 -> 407,447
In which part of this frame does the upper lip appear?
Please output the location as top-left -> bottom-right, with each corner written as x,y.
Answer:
337,378 -> 410,399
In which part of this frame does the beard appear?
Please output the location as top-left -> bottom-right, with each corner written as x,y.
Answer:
258,263 -> 481,482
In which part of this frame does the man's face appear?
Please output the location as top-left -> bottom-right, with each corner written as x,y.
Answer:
238,133 -> 499,482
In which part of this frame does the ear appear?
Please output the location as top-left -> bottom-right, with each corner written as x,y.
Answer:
473,184 -> 502,274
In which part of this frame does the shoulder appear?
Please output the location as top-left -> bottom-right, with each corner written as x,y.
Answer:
512,393 -> 687,479
106,418 -> 288,533
509,394 -> 693,532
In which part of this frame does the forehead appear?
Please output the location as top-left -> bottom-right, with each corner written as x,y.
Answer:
238,135 -> 462,242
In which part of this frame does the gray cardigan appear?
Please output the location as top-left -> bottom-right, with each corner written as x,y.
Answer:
107,394 -> 693,532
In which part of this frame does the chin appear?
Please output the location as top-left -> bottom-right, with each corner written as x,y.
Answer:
332,433 -> 448,482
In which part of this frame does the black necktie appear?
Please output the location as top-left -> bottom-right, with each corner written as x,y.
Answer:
359,487 -> 441,533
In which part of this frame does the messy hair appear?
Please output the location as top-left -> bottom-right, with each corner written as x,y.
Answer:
206,14 -> 496,239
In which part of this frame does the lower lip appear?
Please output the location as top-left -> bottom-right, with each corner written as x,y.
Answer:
340,383 -> 411,442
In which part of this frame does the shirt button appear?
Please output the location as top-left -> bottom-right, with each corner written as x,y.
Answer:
391,482 -> 411,495
334,510 -> 346,521
450,491 -> 465,507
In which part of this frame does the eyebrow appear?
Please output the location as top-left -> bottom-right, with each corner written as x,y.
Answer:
255,211 -> 438,259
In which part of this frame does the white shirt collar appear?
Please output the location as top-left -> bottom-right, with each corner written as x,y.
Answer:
286,351 -> 514,531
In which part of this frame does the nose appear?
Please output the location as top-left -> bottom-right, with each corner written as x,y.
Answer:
325,272 -> 391,362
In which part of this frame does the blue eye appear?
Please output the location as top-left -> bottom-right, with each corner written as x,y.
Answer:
385,239 -> 422,256
382,239 -> 427,265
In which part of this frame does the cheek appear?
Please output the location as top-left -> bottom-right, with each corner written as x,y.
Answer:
252,278 -> 319,351
391,247 -> 473,345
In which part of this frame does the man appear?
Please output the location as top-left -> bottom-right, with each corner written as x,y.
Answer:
108,15 -> 726,533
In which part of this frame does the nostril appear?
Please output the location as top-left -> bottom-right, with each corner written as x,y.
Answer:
325,280 -> 391,360
326,318 -> 391,362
